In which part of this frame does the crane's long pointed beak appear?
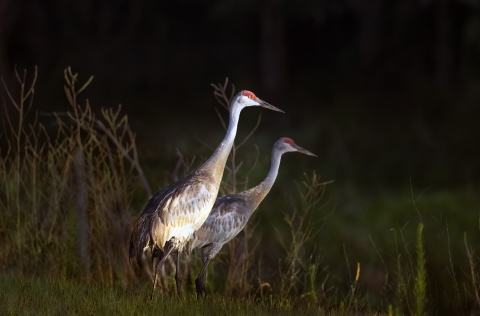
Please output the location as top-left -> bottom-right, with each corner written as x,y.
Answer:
258,98 -> 284,113
295,145 -> 317,157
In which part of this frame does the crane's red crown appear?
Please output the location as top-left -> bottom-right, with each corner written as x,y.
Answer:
241,90 -> 256,100
284,138 -> 295,146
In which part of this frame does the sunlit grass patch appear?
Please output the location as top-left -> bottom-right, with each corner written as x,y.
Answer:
0,274 -> 333,316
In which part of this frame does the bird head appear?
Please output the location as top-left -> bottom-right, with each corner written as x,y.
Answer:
232,90 -> 284,113
277,137 -> 317,157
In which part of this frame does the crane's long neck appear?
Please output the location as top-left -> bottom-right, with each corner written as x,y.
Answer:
200,105 -> 242,186
249,147 -> 284,212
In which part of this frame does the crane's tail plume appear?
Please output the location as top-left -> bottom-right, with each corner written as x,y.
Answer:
129,216 -> 153,267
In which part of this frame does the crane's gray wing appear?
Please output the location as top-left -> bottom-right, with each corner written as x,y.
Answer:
129,172 -> 216,266
189,195 -> 250,250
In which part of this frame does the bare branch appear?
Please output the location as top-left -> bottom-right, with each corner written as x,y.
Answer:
210,77 -> 235,111
214,107 -> 227,131
236,113 -> 261,150
169,149 -> 184,182
1,77 -> 19,109
244,144 -> 260,177
194,134 -> 214,151
76,75 -> 94,96
93,116 -> 152,198
22,66 -> 37,103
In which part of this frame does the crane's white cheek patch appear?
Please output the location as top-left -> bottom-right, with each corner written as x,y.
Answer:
242,96 -> 260,106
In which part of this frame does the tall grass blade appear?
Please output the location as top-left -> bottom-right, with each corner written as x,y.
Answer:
415,223 -> 427,316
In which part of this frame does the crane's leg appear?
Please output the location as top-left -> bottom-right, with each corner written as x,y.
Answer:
151,240 -> 174,300
152,245 -> 163,263
195,256 -> 211,298
175,251 -> 183,297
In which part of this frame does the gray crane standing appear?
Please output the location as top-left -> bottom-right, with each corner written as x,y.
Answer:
185,137 -> 317,297
129,90 -> 283,298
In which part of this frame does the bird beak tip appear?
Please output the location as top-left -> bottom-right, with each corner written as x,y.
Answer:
259,99 -> 284,113
296,146 -> 317,157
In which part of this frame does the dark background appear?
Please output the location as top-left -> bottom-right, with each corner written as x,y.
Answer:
2,0 -> 480,191
1,0 -> 480,307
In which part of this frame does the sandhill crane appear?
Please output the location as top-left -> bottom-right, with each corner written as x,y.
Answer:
185,137 -> 317,297
129,90 -> 283,298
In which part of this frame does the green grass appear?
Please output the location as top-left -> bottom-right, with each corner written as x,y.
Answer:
0,274 -> 331,316
414,223 -> 426,316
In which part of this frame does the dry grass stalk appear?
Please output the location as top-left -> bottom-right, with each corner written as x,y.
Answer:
0,67 -> 148,286
276,171 -> 332,297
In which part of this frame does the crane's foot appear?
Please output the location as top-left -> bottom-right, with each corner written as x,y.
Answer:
150,281 -> 157,300
195,277 -> 206,299
150,263 -> 160,300
175,275 -> 183,297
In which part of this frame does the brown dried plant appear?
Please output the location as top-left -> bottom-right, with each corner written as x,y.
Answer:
276,171 -> 332,297
0,67 -> 148,286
